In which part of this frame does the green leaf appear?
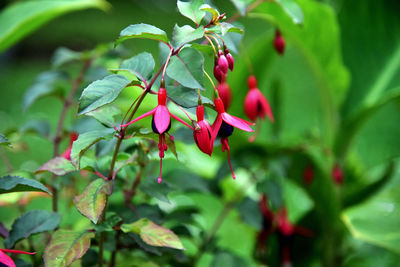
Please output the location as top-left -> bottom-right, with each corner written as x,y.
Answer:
121,218 -> 184,250
78,74 -> 131,115
177,0 -> 206,26
166,47 -> 204,89
52,47 -> 82,68
36,157 -> 76,176
167,85 -> 213,108
275,0 -> 304,24
115,23 -> 168,47
5,210 -> 60,248
0,175 -> 51,195
172,24 -> 205,48
86,105 -> 121,128
74,179 -> 112,224
342,179 -> 400,254
0,0 -> 110,53
208,22 -> 244,36
140,182 -> 172,203
20,119 -> 50,137
199,4 -> 220,21
119,52 -> 155,81
0,134 -> 10,146
229,0 -> 254,16
281,178 -> 313,223
44,229 -> 95,267
70,129 -> 114,167
23,71 -> 69,110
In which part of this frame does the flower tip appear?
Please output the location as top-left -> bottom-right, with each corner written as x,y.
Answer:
158,177 -> 162,183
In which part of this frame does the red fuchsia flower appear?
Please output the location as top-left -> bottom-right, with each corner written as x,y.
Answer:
274,29 -> 285,55
224,48 -> 234,71
332,163 -> 343,185
61,132 -> 78,160
244,75 -> 274,122
0,248 -> 35,267
193,104 -> 213,156
217,50 -> 229,75
216,82 -> 232,110
212,97 -> 254,179
303,165 -> 314,185
121,88 -> 193,183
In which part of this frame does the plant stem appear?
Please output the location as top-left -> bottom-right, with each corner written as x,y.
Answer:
51,59 -> 92,212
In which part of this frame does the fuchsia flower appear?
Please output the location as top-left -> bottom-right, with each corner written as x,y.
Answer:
213,50 -> 230,83
0,248 -> 35,267
61,132 -> 78,160
121,88 -> 193,183
244,75 -> 274,122
332,163 -> 343,185
193,105 -> 213,156
274,29 -> 285,55
303,165 -> 314,185
212,97 -> 254,179
224,48 -> 234,71
216,82 -> 232,110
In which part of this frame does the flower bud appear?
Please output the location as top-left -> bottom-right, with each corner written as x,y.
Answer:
193,105 -> 213,156
332,164 -> 343,185
303,166 -> 314,185
216,82 -> 232,110
213,64 -> 225,83
244,76 -> 274,122
224,48 -> 234,71
217,50 -> 229,74
274,30 -> 285,55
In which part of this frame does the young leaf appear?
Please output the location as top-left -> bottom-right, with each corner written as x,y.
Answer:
0,176 -> 51,195
70,129 -> 114,167
0,0 -> 110,53
5,210 -> 60,248
52,47 -> 82,68
119,52 -> 155,81
172,25 -> 205,49
115,23 -> 169,47
121,218 -> 184,250
199,4 -> 220,21
78,74 -> 131,115
0,134 -> 10,146
74,179 -> 112,224
44,230 -> 95,267
166,47 -> 204,89
23,71 -> 69,110
35,157 -> 76,176
86,105 -> 121,128
275,0 -> 304,25
177,0 -> 206,26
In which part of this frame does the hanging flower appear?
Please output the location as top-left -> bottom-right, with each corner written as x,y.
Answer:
274,29 -> 285,55
224,48 -> 234,71
216,82 -> 232,110
121,88 -> 193,183
244,75 -> 274,122
0,248 -> 35,267
193,104 -> 213,156
61,132 -> 78,160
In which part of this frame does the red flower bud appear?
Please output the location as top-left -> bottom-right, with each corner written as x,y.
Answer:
193,105 -> 213,156
217,50 -> 229,74
61,132 -> 79,160
303,165 -> 314,185
224,48 -> 234,71
274,30 -> 285,55
247,75 -> 257,89
213,65 -> 225,83
216,82 -> 232,110
332,164 -> 343,185
244,76 -> 274,122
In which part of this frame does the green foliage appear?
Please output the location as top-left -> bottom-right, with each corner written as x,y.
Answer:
0,134 -> 10,146
177,0 -> 206,26
0,175 -> 51,195
115,23 -> 169,46
36,157 -> 76,176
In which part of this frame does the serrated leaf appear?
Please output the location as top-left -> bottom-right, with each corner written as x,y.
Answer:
199,4 -> 220,21
36,157 -> 76,176
74,179 -> 112,224
119,52 -> 155,81
167,47 -> 204,89
121,218 -> 184,250
167,85 -> 213,108
0,176 -> 51,195
44,230 -> 95,267
172,24 -> 205,48
229,0 -> 254,16
0,134 -> 10,146
52,47 -> 82,68
23,71 -> 69,110
0,0 -> 110,53
78,74 -> 131,115
86,105 -> 121,128
115,23 -> 168,47
177,0 -> 206,26
5,210 -> 60,248
70,129 -> 114,167
275,0 -> 304,24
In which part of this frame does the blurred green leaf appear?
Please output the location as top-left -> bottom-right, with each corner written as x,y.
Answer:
199,4 -> 220,21
172,24 -> 205,48
121,218 -> 184,250
23,71 -> 69,110
44,229 -> 95,267
0,0 -> 110,53
0,175 -> 51,195
177,0 -> 206,26
167,47 -> 204,89
275,0 -> 304,24
140,182 -> 172,204
115,23 -> 169,47
237,197 -> 262,230
211,251 -> 248,267
86,105 -> 121,128
119,52 -> 155,81
78,74 -> 131,115
36,156 -> 76,176
74,178 -> 112,224
229,0 -> 254,16
52,47 -> 83,68
5,210 -> 60,248
0,134 -> 10,146
20,119 -> 50,137
281,178 -> 313,223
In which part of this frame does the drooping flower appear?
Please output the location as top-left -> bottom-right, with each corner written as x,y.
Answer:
217,50 -> 229,75
212,97 -> 254,179
61,132 -> 78,160
244,75 -> 274,122
224,48 -> 234,71
0,248 -> 35,267
193,105 -> 213,156
274,29 -> 285,55
216,82 -> 232,110
121,88 -> 193,183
